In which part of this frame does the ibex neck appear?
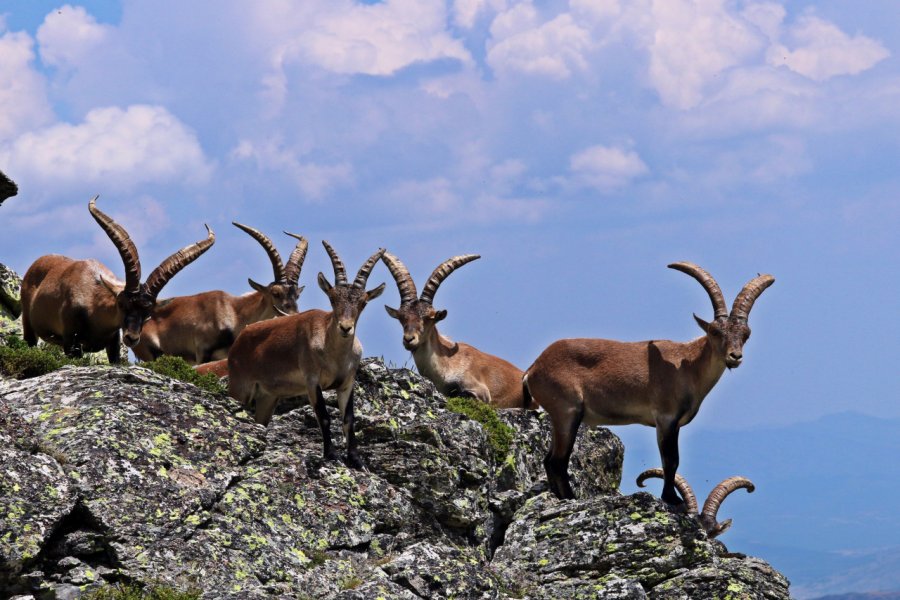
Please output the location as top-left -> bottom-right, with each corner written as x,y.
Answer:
233,291 -> 272,322
687,336 -> 727,400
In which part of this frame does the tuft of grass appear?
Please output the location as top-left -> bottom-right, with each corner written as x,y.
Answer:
0,334 -> 91,379
82,582 -> 201,600
339,575 -> 364,590
140,355 -> 227,395
446,396 -> 514,459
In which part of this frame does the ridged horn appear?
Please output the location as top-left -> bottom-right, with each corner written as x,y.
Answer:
0,169 -> 18,202
88,196 -> 141,292
381,252 -> 418,305
730,274 -> 775,321
636,468 -> 699,514
233,222 -> 285,282
353,248 -> 386,289
322,240 -> 348,285
282,232 -> 308,286
668,262 -> 728,320
145,225 -> 215,299
699,476 -> 755,537
420,254 -> 480,305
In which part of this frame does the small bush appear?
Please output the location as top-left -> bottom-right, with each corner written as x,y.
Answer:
0,335 -> 90,379
83,582 -> 200,600
140,355 -> 227,395
446,396 -> 514,459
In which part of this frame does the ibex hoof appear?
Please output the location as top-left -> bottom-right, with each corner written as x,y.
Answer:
324,449 -> 340,462
345,453 -> 365,470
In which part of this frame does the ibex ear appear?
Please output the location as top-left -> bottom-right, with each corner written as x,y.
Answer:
99,274 -> 124,297
433,309 -> 448,322
296,285 -> 305,297
317,272 -> 332,293
366,282 -> 386,301
384,305 -> 401,319
248,278 -> 266,293
693,313 -> 710,333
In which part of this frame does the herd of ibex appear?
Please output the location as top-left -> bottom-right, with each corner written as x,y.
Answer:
9,177 -> 775,535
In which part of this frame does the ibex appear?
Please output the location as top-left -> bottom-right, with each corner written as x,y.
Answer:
20,196 -> 215,363
0,169 -> 17,205
382,252 -> 525,408
228,242 -> 385,468
132,222 -> 308,364
523,262 -> 773,503
637,468 -> 755,538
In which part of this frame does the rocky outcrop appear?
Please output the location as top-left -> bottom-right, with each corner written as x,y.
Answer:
0,263 -> 22,342
0,355 -> 790,599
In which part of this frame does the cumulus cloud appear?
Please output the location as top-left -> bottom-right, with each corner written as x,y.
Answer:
452,0 -> 508,29
569,144 -> 648,191
0,105 -> 212,189
767,15 -> 889,82
230,139 -> 352,200
487,5 -> 592,79
36,4 -> 112,70
0,29 -> 54,141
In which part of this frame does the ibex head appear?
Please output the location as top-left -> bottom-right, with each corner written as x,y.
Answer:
381,252 -> 480,351
90,196 -> 215,347
668,262 -> 774,369
317,241 -> 385,338
232,223 -> 308,316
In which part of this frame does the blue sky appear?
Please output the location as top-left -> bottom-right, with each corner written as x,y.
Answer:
1,0 -> 898,591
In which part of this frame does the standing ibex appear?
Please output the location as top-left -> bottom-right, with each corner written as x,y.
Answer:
228,242 -> 385,468
637,468 -> 755,538
20,196 -> 215,363
0,169 -> 17,206
523,263 -> 773,503
132,223 -> 307,364
382,252 -> 525,408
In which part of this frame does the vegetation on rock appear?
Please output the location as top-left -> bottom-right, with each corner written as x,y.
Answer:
446,395 -> 515,458
139,355 -> 227,395
0,333 -> 91,378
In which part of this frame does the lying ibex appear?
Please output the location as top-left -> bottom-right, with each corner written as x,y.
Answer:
0,169 -> 17,205
637,468 -> 755,538
228,242 -> 385,468
20,196 -> 215,363
382,252 -> 525,408
132,223 -> 307,364
523,262 -> 774,503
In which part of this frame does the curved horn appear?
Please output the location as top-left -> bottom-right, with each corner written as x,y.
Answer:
322,240 -> 348,286
730,274 -> 775,321
353,248 -> 386,289
420,254 -> 480,305
381,251 -> 418,304
699,476 -> 755,537
636,468 -> 699,514
233,222 -> 285,282
89,196 -> 142,292
144,225 -> 215,299
282,232 -> 308,286
0,169 -> 18,202
668,262 -> 728,320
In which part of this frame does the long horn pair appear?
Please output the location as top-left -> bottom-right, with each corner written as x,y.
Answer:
668,262 -> 774,321
233,222 -> 308,286
322,241 -> 384,289
636,468 -> 699,514
89,196 -> 215,298
382,252 -> 480,306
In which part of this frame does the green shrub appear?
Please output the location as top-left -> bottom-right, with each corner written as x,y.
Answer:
446,396 -> 514,459
140,355 -> 227,395
83,582 -> 200,600
0,335 -> 91,379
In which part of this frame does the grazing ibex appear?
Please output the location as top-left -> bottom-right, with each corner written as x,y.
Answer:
637,468 -> 755,538
132,223 -> 307,364
523,262 -> 774,503
382,252 -> 525,408
0,169 -> 17,205
228,242 -> 385,468
20,196 -> 215,363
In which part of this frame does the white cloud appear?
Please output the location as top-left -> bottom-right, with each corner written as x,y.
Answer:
0,30 -> 54,141
487,7 -> 592,79
230,139 -> 352,200
569,144 -> 648,190
767,15 -> 889,82
647,0 -> 765,109
453,0 -> 508,29
569,0 -> 621,23
36,4 -> 112,70
1,105 -> 212,189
